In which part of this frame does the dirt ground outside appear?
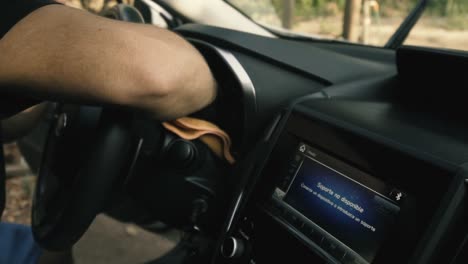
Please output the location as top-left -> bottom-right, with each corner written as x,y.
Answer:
293,16 -> 468,51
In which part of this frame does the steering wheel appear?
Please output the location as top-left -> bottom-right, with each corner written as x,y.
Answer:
32,5 -> 145,251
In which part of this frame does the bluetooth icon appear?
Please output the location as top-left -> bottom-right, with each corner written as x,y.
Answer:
396,193 -> 402,201
390,189 -> 405,203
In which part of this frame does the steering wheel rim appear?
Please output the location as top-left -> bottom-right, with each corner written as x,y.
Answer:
32,5 -> 145,250
32,106 -> 135,250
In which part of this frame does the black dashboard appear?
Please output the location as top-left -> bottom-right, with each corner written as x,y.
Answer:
5,4 -> 468,264
175,25 -> 468,264
216,100 -> 467,264
176,24 -> 397,154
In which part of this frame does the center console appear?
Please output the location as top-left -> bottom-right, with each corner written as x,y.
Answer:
268,141 -> 406,264
214,98 -> 468,264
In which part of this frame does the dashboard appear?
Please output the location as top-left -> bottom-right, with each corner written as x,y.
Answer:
174,25 -> 468,264
215,101 -> 467,264
9,17 -> 468,263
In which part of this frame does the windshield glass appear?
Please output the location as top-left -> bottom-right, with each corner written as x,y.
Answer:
227,0 -> 468,51
405,0 -> 468,51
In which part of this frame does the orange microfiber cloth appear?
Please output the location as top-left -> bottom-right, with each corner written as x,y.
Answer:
162,117 -> 235,164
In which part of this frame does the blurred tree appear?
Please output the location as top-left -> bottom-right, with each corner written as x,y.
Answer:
343,0 -> 362,41
282,0 -> 295,28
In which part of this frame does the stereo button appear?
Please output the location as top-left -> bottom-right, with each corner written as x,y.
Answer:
305,226 -> 323,245
288,213 -> 299,224
221,236 -> 246,259
292,217 -> 304,229
322,238 -> 345,260
342,253 -> 367,264
284,212 -> 301,228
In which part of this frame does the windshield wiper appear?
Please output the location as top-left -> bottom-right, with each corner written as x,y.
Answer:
385,0 -> 430,49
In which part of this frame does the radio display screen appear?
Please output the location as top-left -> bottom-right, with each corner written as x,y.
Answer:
273,143 -> 404,263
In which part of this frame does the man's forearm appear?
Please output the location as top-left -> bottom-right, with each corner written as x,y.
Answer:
0,5 -> 217,120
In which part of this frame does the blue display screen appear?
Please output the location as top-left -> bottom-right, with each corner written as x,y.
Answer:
283,155 -> 400,262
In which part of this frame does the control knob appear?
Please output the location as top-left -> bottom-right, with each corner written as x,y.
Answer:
221,236 -> 246,259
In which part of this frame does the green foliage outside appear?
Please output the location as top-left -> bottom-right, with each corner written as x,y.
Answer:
426,0 -> 468,16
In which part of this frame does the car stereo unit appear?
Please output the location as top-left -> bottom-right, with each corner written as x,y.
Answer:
248,110 -> 459,264
268,142 -> 405,264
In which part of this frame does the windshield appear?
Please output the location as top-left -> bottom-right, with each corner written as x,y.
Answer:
227,0 -> 468,51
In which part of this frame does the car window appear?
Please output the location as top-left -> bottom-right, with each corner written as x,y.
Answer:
405,0 -> 468,51
227,0 -> 419,46
228,0 -> 468,52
